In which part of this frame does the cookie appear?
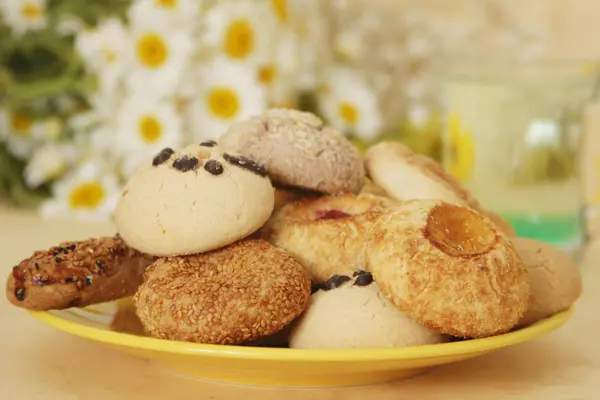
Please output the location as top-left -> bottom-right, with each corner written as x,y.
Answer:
289,271 -> 448,349
218,108 -> 365,194
6,236 -> 154,311
364,141 -> 515,236
262,193 -> 396,283
133,239 -> 312,345
366,199 -> 529,338
115,144 -> 274,256
359,177 -> 390,198
273,186 -> 321,213
513,237 -> 582,326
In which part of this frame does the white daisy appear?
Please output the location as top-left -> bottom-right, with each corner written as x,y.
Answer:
203,0 -> 277,64
24,143 -> 79,189
189,57 -> 267,141
0,0 -> 47,35
0,109 -> 44,158
319,67 -> 383,142
39,160 -> 122,221
75,18 -> 129,94
115,95 -> 183,156
125,22 -> 194,97
128,0 -> 202,33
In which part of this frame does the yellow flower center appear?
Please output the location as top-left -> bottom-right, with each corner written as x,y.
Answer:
10,113 -> 32,137
271,0 -> 288,22
257,64 -> 277,85
206,87 -> 240,120
136,33 -> 168,69
154,0 -> 177,8
21,3 -> 41,19
138,115 -> 163,144
225,19 -> 254,59
338,102 -> 359,125
103,48 -> 117,64
68,182 -> 106,210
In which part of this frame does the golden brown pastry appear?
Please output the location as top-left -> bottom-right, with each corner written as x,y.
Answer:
262,193 -> 396,283
133,239 -> 311,345
6,236 -> 154,311
366,199 -> 529,338
365,141 -> 515,236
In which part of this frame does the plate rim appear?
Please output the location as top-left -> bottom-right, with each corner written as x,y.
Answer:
28,306 -> 574,362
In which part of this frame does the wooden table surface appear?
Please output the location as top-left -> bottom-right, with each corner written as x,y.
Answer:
1,204 -> 599,400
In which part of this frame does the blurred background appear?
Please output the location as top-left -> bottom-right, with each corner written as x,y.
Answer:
1,0 -> 600,256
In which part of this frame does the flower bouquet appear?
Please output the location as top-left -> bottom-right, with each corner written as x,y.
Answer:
0,0 -> 309,220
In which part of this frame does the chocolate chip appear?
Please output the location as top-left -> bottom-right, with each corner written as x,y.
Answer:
55,257 -> 62,263
353,272 -> 373,287
323,274 -> 351,290
152,147 -> 175,166
172,155 -> 199,172
222,153 -> 267,177
310,282 -> 322,294
353,270 -> 368,277
14,287 -> 26,301
34,263 -> 39,271
204,159 -> 224,175
199,140 -> 217,147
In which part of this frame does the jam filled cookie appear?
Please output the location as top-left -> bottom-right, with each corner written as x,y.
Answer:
6,236 -> 154,311
366,199 -> 529,338
364,141 -> 515,236
133,239 -> 311,345
513,237 -> 582,327
262,193 -> 396,283
218,108 -> 365,195
115,144 -> 274,256
289,271 -> 447,349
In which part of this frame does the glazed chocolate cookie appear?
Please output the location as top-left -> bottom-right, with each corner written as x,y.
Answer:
6,236 -> 154,310
133,239 -> 312,345
366,199 -> 529,338
115,144 -> 274,256
218,108 -> 366,195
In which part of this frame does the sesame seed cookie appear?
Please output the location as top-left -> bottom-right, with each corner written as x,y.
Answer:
133,239 -> 312,345
115,143 -> 274,256
262,193 -> 396,283
366,199 -> 529,338
513,237 -> 582,327
289,271 -> 448,349
218,108 -> 366,194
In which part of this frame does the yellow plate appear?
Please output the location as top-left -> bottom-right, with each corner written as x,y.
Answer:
28,301 -> 573,388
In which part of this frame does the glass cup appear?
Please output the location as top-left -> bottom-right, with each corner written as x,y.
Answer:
436,57 -> 598,258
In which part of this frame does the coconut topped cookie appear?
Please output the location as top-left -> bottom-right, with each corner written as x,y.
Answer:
115,143 -> 274,256
218,108 -> 365,195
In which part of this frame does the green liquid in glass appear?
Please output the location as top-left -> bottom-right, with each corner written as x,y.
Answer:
502,213 -> 583,250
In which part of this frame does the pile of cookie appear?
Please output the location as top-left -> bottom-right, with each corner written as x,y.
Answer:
6,109 -> 583,349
